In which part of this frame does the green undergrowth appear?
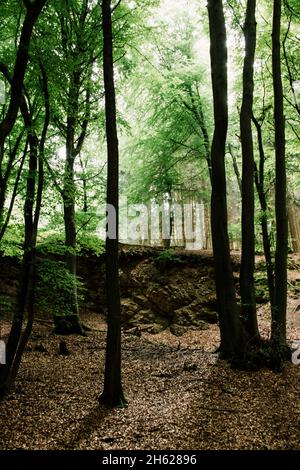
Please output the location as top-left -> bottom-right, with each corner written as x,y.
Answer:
36,233 -> 105,257
35,258 -> 86,318
154,248 -> 181,268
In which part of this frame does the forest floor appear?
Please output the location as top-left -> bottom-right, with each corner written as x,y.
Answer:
0,255 -> 300,450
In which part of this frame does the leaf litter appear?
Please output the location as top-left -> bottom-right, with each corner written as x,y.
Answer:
0,299 -> 299,451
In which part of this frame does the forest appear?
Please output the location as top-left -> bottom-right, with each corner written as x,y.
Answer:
0,0 -> 299,455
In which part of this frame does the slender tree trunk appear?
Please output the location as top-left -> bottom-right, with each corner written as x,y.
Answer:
0,132 -> 38,394
186,85 -> 212,183
79,156 -> 88,213
181,190 -> 186,248
83,178 -> 88,213
204,203 -> 211,249
240,0 -> 259,340
0,139 -> 27,242
271,0 -> 288,346
207,0 -> 241,358
158,196 -> 163,247
8,265 -> 35,389
252,114 -> 275,307
162,190 -> 172,249
55,73 -> 84,335
58,159 -> 84,334
0,131 -> 24,230
63,158 -> 79,312
228,144 -> 242,195
8,69 -> 50,388
99,0 -> 127,408
147,201 -> 151,246
0,65 -> 49,394
52,2 -> 93,333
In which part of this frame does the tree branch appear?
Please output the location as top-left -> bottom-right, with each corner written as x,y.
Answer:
111,0 -> 122,14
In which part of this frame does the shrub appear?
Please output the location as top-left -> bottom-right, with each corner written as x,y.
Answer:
154,249 -> 181,267
35,259 -> 86,317
36,233 -> 105,257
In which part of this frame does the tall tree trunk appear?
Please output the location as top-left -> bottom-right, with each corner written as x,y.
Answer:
271,0 -> 288,346
99,0 -> 127,408
83,178 -> 88,213
0,64 -> 49,394
240,0 -> 259,340
62,158 -> 80,320
55,72 -> 84,335
0,139 -> 27,242
7,177 -> 38,390
181,190 -> 186,248
207,0 -> 241,358
159,196 -> 163,247
8,67 -> 50,387
0,132 -> 38,394
0,130 -> 24,231
80,153 -> 89,213
147,201 -> 151,246
252,114 -> 275,307
185,85 -> 212,183
58,157 -> 85,334
204,203 -> 212,250
162,190 -> 172,249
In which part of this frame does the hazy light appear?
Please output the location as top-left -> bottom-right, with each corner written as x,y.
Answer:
57,146 -> 66,160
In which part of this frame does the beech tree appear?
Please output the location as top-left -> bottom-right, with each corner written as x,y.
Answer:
207,0 -> 241,358
271,0 -> 288,347
2,69 -> 50,392
0,0 -> 48,395
41,0 -> 102,334
99,0 -> 127,408
239,0 -> 259,340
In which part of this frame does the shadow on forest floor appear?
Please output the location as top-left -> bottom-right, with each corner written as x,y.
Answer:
0,311 -> 299,450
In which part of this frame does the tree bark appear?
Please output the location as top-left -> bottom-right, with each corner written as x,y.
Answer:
207,0 -> 241,358
240,0 -> 259,340
252,114 -> 275,307
0,64 -> 49,394
99,0 -> 127,408
0,135 -> 27,242
62,69 -> 81,321
0,132 -> 38,394
228,144 -> 242,196
0,129 -> 24,230
271,0 -> 288,346
53,4 -> 93,334
185,85 -> 212,183
162,190 -> 172,249
147,201 -> 151,246
8,66 -> 50,387
181,190 -> 186,248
